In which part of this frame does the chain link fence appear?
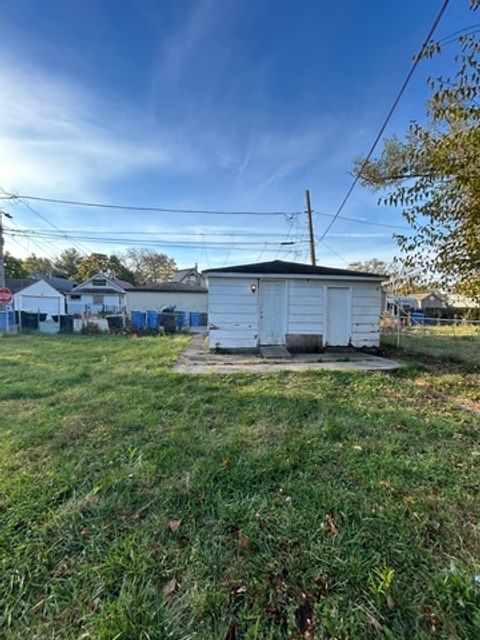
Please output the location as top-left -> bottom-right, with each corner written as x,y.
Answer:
381,312 -> 480,366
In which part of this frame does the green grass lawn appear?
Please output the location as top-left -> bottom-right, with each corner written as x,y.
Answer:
382,327 -> 480,408
1,334 -> 479,639
382,325 -> 480,368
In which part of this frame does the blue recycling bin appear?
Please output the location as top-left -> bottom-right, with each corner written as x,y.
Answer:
146,310 -> 160,332
190,311 -> 200,327
131,310 -> 146,330
410,311 -> 424,326
0,310 -> 15,331
177,311 -> 187,330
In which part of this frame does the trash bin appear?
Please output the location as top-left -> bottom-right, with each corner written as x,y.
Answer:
146,310 -> 160,332
177,311 -> 187,331
410,311 -> 424,326
131,310 -> 146,330
106,315 -> 124,332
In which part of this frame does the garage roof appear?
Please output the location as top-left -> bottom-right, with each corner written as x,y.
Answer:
5,278 -> 37,293
203,259 -> 384,279
129,282 -> 207,293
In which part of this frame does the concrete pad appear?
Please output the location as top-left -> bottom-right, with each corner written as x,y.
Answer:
260,345 -> 292,359
173,335 -> 403,374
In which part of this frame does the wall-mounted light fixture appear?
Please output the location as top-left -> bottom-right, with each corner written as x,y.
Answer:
250,283 -> 257,293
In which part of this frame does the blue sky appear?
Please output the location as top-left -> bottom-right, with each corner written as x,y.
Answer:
0,0 -> 476,269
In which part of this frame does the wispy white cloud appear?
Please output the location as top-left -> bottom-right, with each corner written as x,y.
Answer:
159,0 -> 217,86
0,58 -> 207,199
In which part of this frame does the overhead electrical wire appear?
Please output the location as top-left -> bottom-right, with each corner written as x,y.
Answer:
318,239 -> 350,266
317,0 -> 451,243
18,199 -> 90,256
314,211 -> 410,231
437,23 -> 480,44
4,228 -> 305,247
4,229 -> 305,253
6,216 -> 60,260
0,192 -> 300,218
0,2 -> 460,256
3,227 -> 313,238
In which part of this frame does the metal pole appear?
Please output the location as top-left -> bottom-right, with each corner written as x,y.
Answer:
304,190 -> 316,266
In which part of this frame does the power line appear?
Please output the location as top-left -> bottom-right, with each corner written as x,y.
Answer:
6,216 -> 60,260
318,240 -> 350,266
18,200 -> 90,256
2,227 -> 308,238
437,23 -> 480,44
1,192 -> 300,218
4,228 -> 305,247
318,0 -> 450,243
1,189 -> 413,231
4,229 -> 306,253
0,187 -> 90,256
314,210 -> 410,231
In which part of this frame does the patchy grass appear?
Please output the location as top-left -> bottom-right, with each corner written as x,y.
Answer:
382,328 -> 480,408
382,326 -> 480,368
1,334 -> 480,639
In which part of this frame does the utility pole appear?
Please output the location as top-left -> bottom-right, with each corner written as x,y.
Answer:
304,189 -> 316,265
0,210 -> 5,290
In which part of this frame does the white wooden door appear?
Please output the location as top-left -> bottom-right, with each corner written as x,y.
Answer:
326,287 -> 351,346
259,280 -> 286,345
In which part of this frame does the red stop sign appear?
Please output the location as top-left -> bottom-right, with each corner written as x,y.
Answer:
0,287 -> 12,304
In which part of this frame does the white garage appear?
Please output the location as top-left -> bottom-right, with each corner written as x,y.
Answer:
125,282 -> 208,314
13,278 -> 68,317
204,260 -> 384,351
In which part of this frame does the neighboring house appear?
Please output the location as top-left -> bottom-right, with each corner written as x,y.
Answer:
204,259 -> 384,351
66,274 -> 133,314
410,291 -> 447,311
385,294 -> 418,312
8,276 -> 76,318
172,265 -> 205,287
126,282 -> 208,314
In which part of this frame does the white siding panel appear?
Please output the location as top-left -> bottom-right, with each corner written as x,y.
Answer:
208,275 -> 383,350
208,277 -> 258,349
350,282 -> 382,347
287,280 -> 324,335
206,301 -> 256,313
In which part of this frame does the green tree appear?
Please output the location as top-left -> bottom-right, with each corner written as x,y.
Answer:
347,258 -> 389,275
22,254 -> 53,277
4,252 -> 29,278
54,248 -> 83,280
125,249 -> 176,284
354,12 -> 480,300
76,253 -> 136,284
107,255 -> 136,285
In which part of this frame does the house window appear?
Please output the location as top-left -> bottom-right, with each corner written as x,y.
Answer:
70,294 -> 81,300
92,279 -> 107,287
92,294 -> 104,305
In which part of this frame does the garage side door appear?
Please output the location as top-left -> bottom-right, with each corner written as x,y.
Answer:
326,287 -> 351,346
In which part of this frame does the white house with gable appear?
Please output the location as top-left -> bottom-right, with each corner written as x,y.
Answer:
66,273 -> 133,314
204,259 -> 385,351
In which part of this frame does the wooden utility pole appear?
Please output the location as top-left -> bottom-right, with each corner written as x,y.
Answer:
0,211 -> 5,291
0,212 -> 6,323
304,189 -> 316,265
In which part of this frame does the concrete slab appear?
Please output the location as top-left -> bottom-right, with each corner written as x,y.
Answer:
260,345 -> 292,359
173,335 -> 404,374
